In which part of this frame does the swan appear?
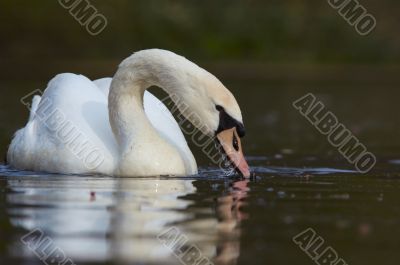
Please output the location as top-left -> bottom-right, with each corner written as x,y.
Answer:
7,49 -> 250,177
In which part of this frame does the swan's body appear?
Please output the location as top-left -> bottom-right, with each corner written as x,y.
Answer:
8,74 -> 196,176
8,49 -> 249,177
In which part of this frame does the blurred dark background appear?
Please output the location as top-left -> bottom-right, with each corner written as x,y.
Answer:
1,0 -> 399,64
1,0 -> 400,165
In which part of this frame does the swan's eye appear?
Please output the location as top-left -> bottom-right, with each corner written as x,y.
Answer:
216,105 -> 224,112
232,133 -> 239,151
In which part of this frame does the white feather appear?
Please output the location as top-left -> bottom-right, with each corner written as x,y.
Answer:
7,49 -> 243,177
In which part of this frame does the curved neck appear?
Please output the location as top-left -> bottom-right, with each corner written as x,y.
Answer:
108,53 -> 200,176
108,51 -> 203,150
108,68 -> 162,150
108,74 -> 150,149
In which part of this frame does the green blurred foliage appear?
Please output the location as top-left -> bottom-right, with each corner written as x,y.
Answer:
0,0 -> 399,63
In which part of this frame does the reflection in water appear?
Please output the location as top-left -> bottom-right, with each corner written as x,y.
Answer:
4,162 -> 400,265
216,180 -> 249,265
3,170 -> 250,265
108,179 -> 197,263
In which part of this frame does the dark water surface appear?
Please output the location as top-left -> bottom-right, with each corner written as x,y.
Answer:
1,77 -> 400,265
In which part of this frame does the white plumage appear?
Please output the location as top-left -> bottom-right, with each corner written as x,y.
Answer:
7,49 -> 245,177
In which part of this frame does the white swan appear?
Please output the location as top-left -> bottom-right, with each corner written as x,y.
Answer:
7,49 -> 250,177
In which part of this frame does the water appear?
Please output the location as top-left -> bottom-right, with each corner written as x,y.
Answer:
1,77 -> 400,265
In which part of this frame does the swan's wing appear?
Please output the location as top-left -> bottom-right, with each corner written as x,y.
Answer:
93,77 -> 112,97
93,78 -> 197,174
28,95 -> 41,122
143,92 -> 197,174
8,74 -> 196,175
8,73 -> 116,174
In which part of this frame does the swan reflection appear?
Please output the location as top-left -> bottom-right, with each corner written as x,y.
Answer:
5,174 -> 250,264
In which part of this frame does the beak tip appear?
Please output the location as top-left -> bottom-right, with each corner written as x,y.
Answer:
238,163 -> 251,178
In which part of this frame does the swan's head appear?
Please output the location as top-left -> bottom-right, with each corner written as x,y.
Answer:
204,74 -> 250,178
168,58 -> 251,178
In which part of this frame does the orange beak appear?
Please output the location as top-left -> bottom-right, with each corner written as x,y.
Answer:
216,128 -> 251,178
